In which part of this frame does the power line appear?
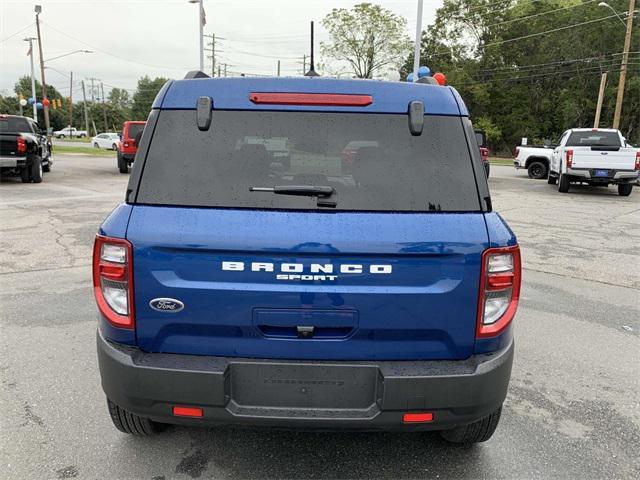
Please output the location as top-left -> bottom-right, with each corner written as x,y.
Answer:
484,0 -> 597,28
0,23 -> 35,44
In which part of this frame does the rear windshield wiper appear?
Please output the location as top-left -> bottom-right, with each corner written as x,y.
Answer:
250,185 -> 337,208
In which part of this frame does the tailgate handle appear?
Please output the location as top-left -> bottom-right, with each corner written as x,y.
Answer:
296,326 -> 315,339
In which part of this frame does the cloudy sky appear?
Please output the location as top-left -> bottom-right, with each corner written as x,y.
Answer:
0,0 -> 441,98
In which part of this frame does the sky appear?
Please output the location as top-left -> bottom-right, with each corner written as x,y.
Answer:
0,0 -> 442,99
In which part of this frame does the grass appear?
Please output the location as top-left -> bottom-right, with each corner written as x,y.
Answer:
52,136 -> 91,143
489,157 -> 514,166
54,145 -> 115,157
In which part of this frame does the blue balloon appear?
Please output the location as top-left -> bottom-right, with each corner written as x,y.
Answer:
407,72 -> 415,82
36,102 -> 43,109
418,66 -> 431,78
28,97 -> 35,105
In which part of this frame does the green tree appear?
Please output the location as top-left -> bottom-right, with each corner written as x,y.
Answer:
403,0 -> 640,150
320,3 -> 411,78
108,88 -> 132,110
131,76 -> 168,120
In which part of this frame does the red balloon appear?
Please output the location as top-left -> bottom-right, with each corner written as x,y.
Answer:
42,98 -> 50,107
433,72 -> 447,86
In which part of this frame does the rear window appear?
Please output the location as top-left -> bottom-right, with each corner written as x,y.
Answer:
127,124 -> 144,139
0,117 -> 31,133
135,110 -> 481,212
566,131 -> 621,147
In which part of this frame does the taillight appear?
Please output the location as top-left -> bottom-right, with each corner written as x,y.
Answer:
477,245 -> 521,338
92,235 -> 135,329
514,147 -> 519,158
17,135 -> 27,154
635,151 -> 639,170
566,149 -> 573,168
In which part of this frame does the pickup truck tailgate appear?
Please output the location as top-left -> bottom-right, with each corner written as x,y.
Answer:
571,147 -> 637,170
127,206 -> 489,361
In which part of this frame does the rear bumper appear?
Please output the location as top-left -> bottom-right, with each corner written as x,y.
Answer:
0,155 -> 26,168
120,153 -> 136,162
568,168 -> 638,183
97,330 -> 514,431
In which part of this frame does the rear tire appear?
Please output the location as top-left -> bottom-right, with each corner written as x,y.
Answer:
107,399 -> 165,435
20,167 -> 30,183
557,169 -> 569,193
30,156 -> 43,183
117,153 -> 129,174
440,407 -> 502,444
618,184 -> 633,196
527,161 -> 548,179
94,143 -> 100,149
111,143 -> 118,150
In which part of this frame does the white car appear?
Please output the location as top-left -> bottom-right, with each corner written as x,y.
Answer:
548,128 -> 638,196
92,133 -> 120,150
53,127 -> 87,138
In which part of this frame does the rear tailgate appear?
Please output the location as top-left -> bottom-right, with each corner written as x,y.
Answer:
127,207 -> 488,361
571,147 -> 637,170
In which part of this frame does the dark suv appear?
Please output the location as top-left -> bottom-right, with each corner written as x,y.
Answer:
95,74 -> 520,444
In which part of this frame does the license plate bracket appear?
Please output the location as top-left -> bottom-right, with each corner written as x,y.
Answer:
594,169 -> 610,177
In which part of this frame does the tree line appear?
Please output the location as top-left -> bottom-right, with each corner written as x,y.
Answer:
0,76 -> 167,134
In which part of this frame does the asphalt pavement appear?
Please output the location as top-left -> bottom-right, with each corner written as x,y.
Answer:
1,156 -> 638,479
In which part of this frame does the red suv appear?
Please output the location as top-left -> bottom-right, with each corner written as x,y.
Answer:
117,121 -> 146,173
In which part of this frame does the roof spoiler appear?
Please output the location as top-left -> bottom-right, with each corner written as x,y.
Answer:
184,70 -> 210,79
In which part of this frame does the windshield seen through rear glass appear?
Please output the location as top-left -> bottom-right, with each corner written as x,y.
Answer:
566,131 -> 621,147
0,117 -> 31,133
135,110 -> 481,212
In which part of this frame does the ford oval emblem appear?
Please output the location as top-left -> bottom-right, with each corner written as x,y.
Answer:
149,298 -> 184,313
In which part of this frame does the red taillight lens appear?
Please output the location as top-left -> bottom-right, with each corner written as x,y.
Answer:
566,149 -> 573,168
249,92 -> 373,106
92,235 -> 135,329
477,245 -> 521,338
514,147 -> 519,158
17,135 -> 27,154
635,151 -> 639,170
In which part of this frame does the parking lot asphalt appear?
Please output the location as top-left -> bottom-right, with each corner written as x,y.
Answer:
1,155 -> 639,480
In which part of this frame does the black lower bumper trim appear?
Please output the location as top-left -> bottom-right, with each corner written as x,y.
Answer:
97,330 -> 513,431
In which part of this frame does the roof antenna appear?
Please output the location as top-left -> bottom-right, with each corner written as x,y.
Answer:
305,21 -> 320,77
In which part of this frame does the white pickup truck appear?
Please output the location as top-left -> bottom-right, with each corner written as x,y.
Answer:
53,127 -> 87,138
513,144 -> 555,179
547,128 -> 638,196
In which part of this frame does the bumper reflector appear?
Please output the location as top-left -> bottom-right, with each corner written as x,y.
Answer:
172,406 -> 203,418
402,412 -> 433,423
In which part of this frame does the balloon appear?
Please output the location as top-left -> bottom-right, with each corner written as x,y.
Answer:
417,66 -> 431,78
42,98 -> 50,107
407,72 -> 415,82
433,72 -> 447,86
36,102 -> 43,109
19,99 -> 28,107
387,71 -> 401,82
28,97 -> 35,105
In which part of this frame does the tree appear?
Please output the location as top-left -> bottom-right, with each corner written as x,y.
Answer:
108,88 -> 131,110
130,76 -> 168,120
403,0 -> 640,150
320,3 -> 411,78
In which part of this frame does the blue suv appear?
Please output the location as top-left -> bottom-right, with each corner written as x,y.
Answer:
94,72 -> 521,444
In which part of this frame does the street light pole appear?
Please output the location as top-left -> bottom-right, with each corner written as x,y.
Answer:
35,5 -> 50,134
612,0 -> 635,129
412,0 -> 424,82
24,37 -> 38,121
189,0 -> 205,71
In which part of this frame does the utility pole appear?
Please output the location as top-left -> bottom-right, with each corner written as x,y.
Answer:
412,0 -> 424,82
594,72 -> 607,128
218,64 -> 221,77
24,37 -> 38,121
81,80 -> 90,134
277,60 -> 281,77
87,77 -> 99,103
204,34 -> 215,76
68,72 -> 73,131
35,5 -> 50,133
612,0 -> 636,129
100,82 -> 108,132
224,63 -> 228,77
302,54 -> 307,75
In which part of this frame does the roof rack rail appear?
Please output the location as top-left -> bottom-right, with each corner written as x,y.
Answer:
184,70 -> 210,79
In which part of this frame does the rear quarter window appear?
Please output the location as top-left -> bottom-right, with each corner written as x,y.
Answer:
134,110 -> 482,212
